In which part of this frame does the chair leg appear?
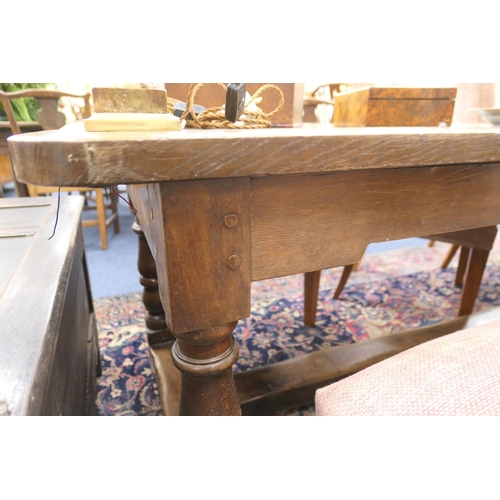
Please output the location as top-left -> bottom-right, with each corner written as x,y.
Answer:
351,247 -> 366,272
304,271 -> 321,327
441,244 -> 459,269
455,246 -> 471,287
110,188 -> 120,233
458,248 -> 490,316
95,188 -> 109,250
334,264 -> 355,299
428,239 -> 435,247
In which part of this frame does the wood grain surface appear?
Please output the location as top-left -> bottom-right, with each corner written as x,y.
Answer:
129,178 -> 251,334
352,87 -> 457,100
42,252 -> 89,415
251,164 -> 500,280
0,196 -> 94,415
8,122 -> 500,186
334,99 -> 456,127
333,87 -> 457,127
92,87 -> 167,114
428,226 -> 498,251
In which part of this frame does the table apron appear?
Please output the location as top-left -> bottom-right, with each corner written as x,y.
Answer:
251,164 -> 500,280
130,163 -> 500,334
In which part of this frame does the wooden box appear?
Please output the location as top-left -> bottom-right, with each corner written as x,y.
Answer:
333,86 -> 457,127
0,197 -> 100,416
165,83 -> 304,127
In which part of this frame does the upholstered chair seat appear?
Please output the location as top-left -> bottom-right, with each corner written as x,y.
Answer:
315,320 -> 500,416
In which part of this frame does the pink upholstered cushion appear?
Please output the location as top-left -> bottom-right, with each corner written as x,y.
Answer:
315,320 -> 500,416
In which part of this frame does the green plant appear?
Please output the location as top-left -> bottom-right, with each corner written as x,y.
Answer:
0,83 -> 48,122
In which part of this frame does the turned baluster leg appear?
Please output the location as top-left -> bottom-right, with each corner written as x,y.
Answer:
172,322 -> 241,415
132,218 -> 174,345
128,178 -> 251,416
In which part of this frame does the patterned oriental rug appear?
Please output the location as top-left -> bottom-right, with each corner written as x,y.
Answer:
94,240 -> 500,416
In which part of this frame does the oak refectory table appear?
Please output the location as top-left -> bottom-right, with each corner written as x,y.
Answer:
8,122 -> 500,415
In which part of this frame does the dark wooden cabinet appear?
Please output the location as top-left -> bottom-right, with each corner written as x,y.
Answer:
0,196 -> 100,416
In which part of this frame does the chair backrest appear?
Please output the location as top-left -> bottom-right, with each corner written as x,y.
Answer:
0,89 -> 92,135
303,84 -> 353,124
0,89 -> 92,196
311,83 -> 345,98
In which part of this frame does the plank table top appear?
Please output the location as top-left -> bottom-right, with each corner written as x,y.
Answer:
7,121 -> 500,187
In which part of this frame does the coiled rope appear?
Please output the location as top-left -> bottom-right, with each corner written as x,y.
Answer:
167,83 -> 284,129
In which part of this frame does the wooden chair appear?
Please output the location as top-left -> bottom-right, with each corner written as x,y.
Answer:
303,83 -> 351,123
0,89 -> 120,249
327,240 -> 477,301
1,120 -> 41,197
301,90 -> 497,326
304,227 -> 498,326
